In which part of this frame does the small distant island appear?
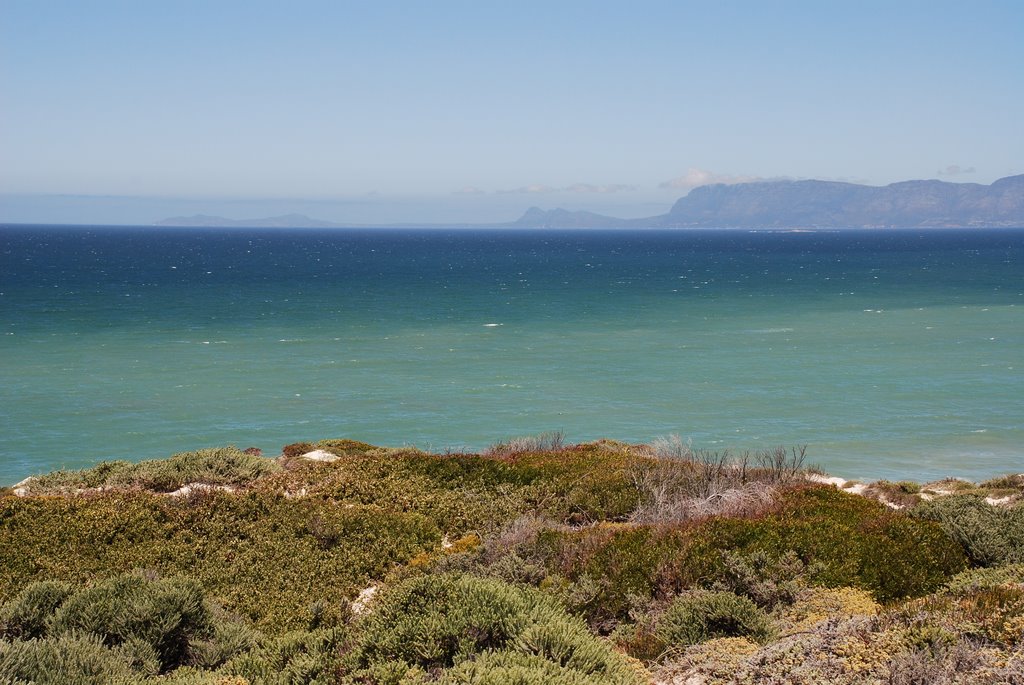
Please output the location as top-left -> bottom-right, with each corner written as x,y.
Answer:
155,174 -> 1024,230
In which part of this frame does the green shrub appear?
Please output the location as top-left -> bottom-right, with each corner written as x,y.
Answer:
0,574 -> 334,682
354,574 -> 528,671
258,450 -> 532,535
315,438 -> 377,456
527,524 -> 681,630
913,495 -> 1024,567
26,461 -> 136,494
42,574 -> 213,672
0,632 -> 140,685
0,580 -> 74,639
909,583 -> 1024,648
712,487 -> 967,601
979,474 -> 1024,491
188,615 -> 259,670
502,443 -> 643,524
24,447 -> 280,494
714,550 -> 809,610
443,649 -> 640,685
223,627 -> 347,685
131,447 -> 281,491
942,564 -> 1024,594
655,591 -> 773,648
348,574 -> 643,684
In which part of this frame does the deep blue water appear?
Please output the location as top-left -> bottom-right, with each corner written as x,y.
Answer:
1,225 -> 1022,484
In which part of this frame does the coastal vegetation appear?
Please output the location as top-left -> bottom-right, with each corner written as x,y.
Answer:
1,436 -> 1022,683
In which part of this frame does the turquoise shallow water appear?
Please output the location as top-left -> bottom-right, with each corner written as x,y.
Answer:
1,226 -> 1021,484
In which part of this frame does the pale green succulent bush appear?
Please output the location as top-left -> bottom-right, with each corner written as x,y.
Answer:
913,494 -> 1024,566
655,591 -> 774,649
346,573 -> 644,684
0,632 -> 141,685
24,446 -> 280,494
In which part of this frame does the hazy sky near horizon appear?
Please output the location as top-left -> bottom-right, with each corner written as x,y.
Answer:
2,0 -> 1023,224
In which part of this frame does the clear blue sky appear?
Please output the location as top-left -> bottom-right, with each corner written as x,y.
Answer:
2,0 -> 1022,224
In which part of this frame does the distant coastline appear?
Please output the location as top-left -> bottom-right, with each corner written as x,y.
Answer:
148,174 -> 1024,230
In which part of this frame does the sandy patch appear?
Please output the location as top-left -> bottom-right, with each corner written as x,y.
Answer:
300,449 -> 340,462
12,477 -> 34,497
351,585 -> 378,615
167,483 -> 236,497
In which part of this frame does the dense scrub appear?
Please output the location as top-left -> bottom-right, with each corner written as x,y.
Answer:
481,486 -> 967,630
1,435 -> 1021,683
0,492 -> 437,632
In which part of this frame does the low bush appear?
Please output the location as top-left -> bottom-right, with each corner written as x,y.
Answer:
20,460 -> 135,494
0,632 -> 140,685
885,639 -> 992,685
941,564 -> 1024,594
507,443 -> 642,524
979,473 -> 1024,491
741,487 -> 967,601
258,452 -> 530,535
0,573 -> 268,683
262,440 -> 640,533
0,573 -> 245,674
23,447 -> 280,495
0,580 -> 74,640
863,480 -> 923,508
913,494 -> 1024,566
536,524 -> 678,629
222,627 -> 346,685
904,583 -> 1024,648
0,574 -> 350,684
441,649 -> 643,685
714,549 -> 809,610
48,574 -> 213,672
655,591 -> 773,649
347,573 -> 644,684
130,447 -> 280,492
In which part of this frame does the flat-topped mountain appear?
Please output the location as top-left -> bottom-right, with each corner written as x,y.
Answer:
662,174 -> 1024,228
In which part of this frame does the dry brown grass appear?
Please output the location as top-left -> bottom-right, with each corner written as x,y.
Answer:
629,438 -> 808,523
484,430 -> 567,457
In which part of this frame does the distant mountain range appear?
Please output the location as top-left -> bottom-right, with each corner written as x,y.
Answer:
515,174 -> 1024,229
156,174 -> 1024,229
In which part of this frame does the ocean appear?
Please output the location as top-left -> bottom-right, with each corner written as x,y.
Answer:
1,225 -> 1021,485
